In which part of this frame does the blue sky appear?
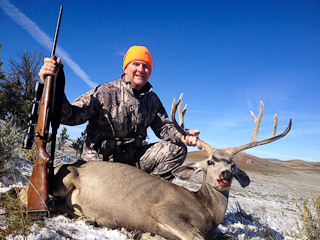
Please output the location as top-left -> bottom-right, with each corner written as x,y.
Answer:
1,0 -> 319,162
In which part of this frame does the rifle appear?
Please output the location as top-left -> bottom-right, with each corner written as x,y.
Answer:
25,6 -> 65,215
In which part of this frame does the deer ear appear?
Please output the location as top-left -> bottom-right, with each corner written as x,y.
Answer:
173,163 -> 202,180
232,166 -> 250,188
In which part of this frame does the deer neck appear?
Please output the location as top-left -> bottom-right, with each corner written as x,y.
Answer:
196,181 -> 229,228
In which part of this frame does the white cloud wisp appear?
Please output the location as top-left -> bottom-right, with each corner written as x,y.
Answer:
0,0 -> 97,88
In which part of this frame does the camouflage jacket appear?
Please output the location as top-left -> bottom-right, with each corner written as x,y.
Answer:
61,74 -> 182,161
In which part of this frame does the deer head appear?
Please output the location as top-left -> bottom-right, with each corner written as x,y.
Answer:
171,94 -> 292,189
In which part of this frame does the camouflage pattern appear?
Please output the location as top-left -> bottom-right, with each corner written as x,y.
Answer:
134,141 -> 187,181
60,74 -> 186,179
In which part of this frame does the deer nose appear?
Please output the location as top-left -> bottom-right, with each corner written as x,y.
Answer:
221,171 -> 233,181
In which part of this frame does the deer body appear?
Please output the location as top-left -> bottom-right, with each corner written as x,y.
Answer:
55,158 -> 236,240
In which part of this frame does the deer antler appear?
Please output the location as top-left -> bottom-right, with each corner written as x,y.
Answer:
171,95 -> 291,158
225,101 -> 292,157
171,94 -> 215,157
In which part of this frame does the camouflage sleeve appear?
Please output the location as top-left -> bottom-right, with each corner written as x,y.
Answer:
150,101 -> 183,144
60,86 -> 101,126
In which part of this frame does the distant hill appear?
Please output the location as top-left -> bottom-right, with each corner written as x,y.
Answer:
186,150 -> 320,175
60,138 -> 320,175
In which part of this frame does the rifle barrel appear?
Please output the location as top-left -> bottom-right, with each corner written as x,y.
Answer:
51,6 -> 63,56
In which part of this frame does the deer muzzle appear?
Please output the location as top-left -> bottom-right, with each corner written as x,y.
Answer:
217,170 -> 233,188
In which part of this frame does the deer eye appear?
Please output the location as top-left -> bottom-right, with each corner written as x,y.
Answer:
207,161 -> 214,165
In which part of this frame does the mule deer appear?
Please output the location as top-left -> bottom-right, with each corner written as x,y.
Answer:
52,94 -> 291,240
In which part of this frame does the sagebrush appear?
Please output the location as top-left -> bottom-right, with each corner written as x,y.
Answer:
0,118 -> 25,172
293,189 -> 320,240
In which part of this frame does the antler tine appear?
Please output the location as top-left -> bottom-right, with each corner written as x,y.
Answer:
250,101 -> 264,142
226,101 -> 292,157
272,114 -> 277,136
177,93 -> 187,129
171,94 -> 215,157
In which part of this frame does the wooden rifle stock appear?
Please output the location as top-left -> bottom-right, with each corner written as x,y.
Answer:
27,6 -> 63,215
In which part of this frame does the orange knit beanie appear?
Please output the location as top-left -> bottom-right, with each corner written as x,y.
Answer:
123,46 -> 153,75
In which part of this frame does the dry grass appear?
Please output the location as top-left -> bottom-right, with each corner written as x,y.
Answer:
293,189 -> 320,240
0,188 -> 46,238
